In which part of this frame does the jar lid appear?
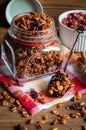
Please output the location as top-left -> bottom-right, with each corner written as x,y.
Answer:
5,0 -> 43,25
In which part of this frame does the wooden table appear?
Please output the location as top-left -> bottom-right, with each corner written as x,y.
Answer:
0,1 -> 86,130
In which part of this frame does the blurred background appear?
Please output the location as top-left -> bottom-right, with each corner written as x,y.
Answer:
0,0 -> 86,27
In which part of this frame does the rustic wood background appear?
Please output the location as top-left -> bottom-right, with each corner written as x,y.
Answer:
0,0 -> 86,27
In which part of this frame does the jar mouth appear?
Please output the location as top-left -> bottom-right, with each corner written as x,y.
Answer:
11,12 -> 55,33
8,12 -> 56,43
9,12 -> 57,44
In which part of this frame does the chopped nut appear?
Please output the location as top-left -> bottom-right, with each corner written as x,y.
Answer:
0,94 -> 3,100
63,114 -> 70,119
24,97 -> 29,102
9,97 -> 15,103
1,100 -> 9,106
36,119 -> 45,129
70,112 -> 81,119
51,119 -> 59,125
82,125 -> 86,130
38,120 -> 45,125
39,97 -> 46,104
42,115 -> 48,120
2,91 -> 10,99
71,96 -> 76,101
22,108 -> 29,118
57,85 -> 63,91
48,89 -> 54,95
51,110 -> 58,115
15,100 -> 21,106
28,119 -> 34,124
79,102 -> 85,106
57,103 -> 63,108
81,109 -> 86,116
60,117 -> 66,124
70,128 -> 75,130
75,91 -> 82,100
51,127 -> 58,130
10,106 -> 17,112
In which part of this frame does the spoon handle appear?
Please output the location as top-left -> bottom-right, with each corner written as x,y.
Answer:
64,26 -> 85,72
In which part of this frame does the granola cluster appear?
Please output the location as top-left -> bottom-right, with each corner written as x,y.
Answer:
25,51 -> 62,78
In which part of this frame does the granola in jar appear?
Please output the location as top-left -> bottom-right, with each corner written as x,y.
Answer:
47,70 -> 74,97
3,12 -> 63,81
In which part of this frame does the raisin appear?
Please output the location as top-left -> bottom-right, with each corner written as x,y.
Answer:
35,58 -> 41,64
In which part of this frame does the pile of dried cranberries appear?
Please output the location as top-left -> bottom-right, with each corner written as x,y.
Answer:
62,12 -> 86,29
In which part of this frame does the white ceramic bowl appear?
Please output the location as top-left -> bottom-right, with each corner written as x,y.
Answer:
58,10 -> 86,52
5,0 -> 43,24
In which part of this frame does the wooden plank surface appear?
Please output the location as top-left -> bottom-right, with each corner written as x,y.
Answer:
0,0 -> 86,27
0,0 -> 86,130
0,83 -> 86,130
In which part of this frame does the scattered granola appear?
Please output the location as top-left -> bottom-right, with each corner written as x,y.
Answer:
0,85 -> 29,118
13,96 -> 86,130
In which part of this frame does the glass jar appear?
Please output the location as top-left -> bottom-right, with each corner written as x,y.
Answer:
2,12 -> 63,82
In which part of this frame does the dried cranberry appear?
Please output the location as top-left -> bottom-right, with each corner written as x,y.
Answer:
62,12 -> 86,29
69,103 -> 85,110
30,90 -> 38,99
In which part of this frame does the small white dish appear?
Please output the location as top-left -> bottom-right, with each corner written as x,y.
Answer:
5,0 -> 43,24
58,10 -> 86,52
